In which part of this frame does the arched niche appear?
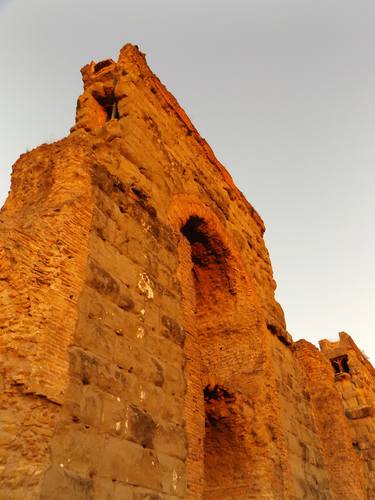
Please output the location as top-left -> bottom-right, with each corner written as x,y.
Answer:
169,197 -> 265,498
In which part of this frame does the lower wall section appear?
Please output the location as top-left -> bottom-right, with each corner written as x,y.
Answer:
0,389 -> 60,500
37,238 -> 187,498
2,138 -> 375,499
269,335 -> 332,500
42,431 -> 185,499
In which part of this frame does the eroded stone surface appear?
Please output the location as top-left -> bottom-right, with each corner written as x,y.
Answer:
0,44 -> 374,499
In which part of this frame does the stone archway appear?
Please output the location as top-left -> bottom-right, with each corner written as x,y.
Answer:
170,199 -> 266,499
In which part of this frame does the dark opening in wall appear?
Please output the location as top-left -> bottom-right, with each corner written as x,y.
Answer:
181,216 -> 227,268
92,90 -> 119,121
204,384 -> 235,426
180,214 -> 249,497
180,216 -> 235,304
331,355 -> 350,375
93,59 -> 113,73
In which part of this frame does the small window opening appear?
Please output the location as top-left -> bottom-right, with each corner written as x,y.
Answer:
331,355 -> 350,375
93,59 -> 113,73
92,90 -> 119,121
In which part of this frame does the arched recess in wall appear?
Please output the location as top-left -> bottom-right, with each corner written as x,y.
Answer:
169,197 -> 265,499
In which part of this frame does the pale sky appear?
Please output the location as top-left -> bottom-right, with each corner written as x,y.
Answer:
1,0 -> 375,361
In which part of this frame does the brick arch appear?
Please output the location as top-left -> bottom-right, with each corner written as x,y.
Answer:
168,196 -> 271,499
168,196 -> 245,267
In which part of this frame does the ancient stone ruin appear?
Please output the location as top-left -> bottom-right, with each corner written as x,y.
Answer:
0,44 -> 374,499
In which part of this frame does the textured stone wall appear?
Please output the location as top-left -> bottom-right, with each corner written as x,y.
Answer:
270,335 -> 332,499
294,339 -> 366,499
0,137 -> 94,499
171,200 -> 288,498
319,332 -> 375,498
0,43 -> 373,499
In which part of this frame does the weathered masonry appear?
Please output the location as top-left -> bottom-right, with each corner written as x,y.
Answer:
1,44 -> 374,499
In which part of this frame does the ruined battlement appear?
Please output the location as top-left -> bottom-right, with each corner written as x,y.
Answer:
0,44 -> 374,499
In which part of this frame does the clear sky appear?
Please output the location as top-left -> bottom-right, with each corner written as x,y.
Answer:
1,0 -> 375,361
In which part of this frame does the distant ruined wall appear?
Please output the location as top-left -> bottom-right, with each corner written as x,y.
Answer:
319,332 -> 375,498
294,339 -> 366,499
0,44 -> 373,499
269,335 -> 332,499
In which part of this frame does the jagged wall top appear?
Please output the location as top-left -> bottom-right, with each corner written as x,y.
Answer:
71,43 -> 266,234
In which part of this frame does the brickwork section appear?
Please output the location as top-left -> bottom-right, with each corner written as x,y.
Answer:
172,203 -> 289,498
0,43 -> 374,499
0,136 -> 94,497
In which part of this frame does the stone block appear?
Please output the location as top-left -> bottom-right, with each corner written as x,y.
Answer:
163,363 -> 186,398
100,437 -> 162,491
100,392 -> 126,436
160,316 -> 185,347
69,346 -> 139,399
157,452 -> 186,497
40,465 -> 92,500
153,422 -> 187,461
345,406 -> 375,420
50,426 -> 105,477
124,404 -> 157,448
92,477 -> 115,500
79,385 -> 104,427
113,336 -> 166,389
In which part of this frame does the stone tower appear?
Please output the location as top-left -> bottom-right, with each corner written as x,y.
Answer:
0,44 -> 374,499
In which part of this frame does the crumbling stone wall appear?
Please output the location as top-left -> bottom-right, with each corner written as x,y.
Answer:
0,44 -> 373,499
0,138 -> 94,498
294,339 -> 366,499
319,332 -> 375,498
270,335 -> 332,499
